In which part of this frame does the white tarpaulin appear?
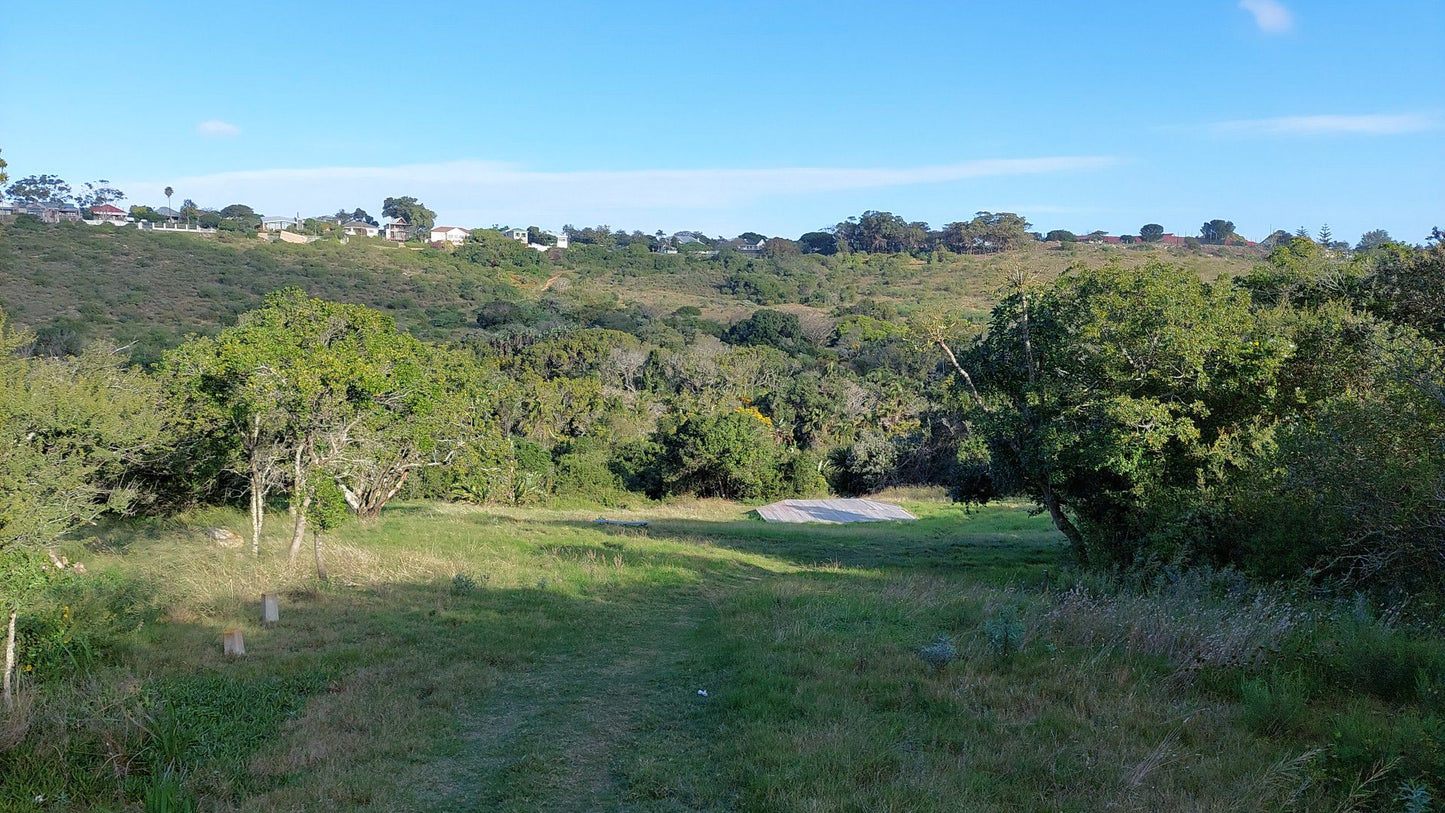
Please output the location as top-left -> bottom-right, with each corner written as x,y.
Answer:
755,498 -> 917,524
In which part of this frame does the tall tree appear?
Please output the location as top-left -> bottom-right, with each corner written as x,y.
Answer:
942,212 -> 1032,254
1200,219 -> 1236,244
381,196 -> 436,230
164,186 -> 174,216
5,174 -> 71,205
1356,229 -> 1393,251
797,231 -> 838,255
837,211 -> 929,254
332,346 -> 491,519
163,290 -> 450,575
1140,223 -> 1164,242
933,264 -> 1288,564
73,180 -> 125,210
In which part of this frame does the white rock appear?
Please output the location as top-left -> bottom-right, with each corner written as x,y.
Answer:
206,527 -> 244,548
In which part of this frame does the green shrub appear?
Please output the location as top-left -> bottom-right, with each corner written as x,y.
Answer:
1322,706 -> 1444,802
651,409 -> 802,500
1240,672 -> 1310,736
983,606 -> 1024,661
1307,614 -> 1445,706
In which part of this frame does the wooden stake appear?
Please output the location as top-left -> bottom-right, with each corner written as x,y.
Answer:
223,628 -> 246,657
261,593 -> 279,627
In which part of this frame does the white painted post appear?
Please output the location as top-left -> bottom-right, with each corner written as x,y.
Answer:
223,628 -> 246,656
261,593 -> 279,627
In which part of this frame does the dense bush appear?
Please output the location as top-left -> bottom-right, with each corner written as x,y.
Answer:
947,255 -> 1445,594
646,409 -> 807,500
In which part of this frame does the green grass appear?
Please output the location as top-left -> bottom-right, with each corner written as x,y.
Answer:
3,495 -> 1439,809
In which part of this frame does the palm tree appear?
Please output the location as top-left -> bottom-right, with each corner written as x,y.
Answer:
164,186 -> 174,221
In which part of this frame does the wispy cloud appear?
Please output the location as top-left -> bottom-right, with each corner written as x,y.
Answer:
196,119 -> 240,138
119,155 -> 1117,227
1239,0 -> 1294,34
1205,112 -> 1441,137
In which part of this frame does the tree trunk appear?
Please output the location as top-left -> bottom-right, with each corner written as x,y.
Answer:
249,468 -> 265,556
313,530 -> 328,582
3,608 -> 16,712
287,444 -> 310,560
1039,481 -> 1087,563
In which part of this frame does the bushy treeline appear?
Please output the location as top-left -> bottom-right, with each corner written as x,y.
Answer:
945,237 -> 1445,594
4,230 -> 1442,600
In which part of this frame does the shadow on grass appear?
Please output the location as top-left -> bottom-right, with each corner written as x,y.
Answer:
481,510 -> 1072,582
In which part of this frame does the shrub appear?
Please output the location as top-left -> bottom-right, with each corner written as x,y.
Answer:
982,605 -> 1024,661
450,573 -> 481,596
918,636 -> 958,673
654,410 -> 781,500
1240,672 -> 1310,736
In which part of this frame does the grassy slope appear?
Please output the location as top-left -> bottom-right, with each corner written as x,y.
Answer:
0,221 -> 1262,348
9,496 -> 1365,810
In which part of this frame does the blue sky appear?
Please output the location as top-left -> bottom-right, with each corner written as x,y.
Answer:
2,1 -> 1441,242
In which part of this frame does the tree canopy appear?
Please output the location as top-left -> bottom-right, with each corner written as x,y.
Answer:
382,196 -> 436,230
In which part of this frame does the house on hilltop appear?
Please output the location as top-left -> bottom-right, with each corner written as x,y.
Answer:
24,202 -> 83,223
342,220 -> 380,238
430,225 -> 470,245
385,217 -> 418,241
500,226 -> 568,250
87,203 -> 129,223
261,216 -> 301,231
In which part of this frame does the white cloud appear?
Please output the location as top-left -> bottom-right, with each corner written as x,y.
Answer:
196,119 -> 240,138
1239,0 -> 1293,33
1206,112 -> 1441,137
118,155 -> 1117,228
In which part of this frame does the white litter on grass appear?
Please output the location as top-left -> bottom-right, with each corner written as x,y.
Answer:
697,689 -> 709,697
755,498 -> 917,524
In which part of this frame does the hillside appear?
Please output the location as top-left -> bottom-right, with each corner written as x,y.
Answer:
0,219 -> 1264,362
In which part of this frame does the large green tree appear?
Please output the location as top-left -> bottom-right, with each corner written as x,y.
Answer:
381,196 -> 436,230
836,211 -> 930,254
1200,219 -> 1236,244
163,290 -> 454,573
935,263 -> 1289,564
332,345 -> 492,519
941,212 -> 1032,254
5,174 -> 71,205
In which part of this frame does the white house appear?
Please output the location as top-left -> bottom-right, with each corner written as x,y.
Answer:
430,225 -> 470,245
342,220 -> 380,238
502,227 -> 527,242
261,216 -> 301,231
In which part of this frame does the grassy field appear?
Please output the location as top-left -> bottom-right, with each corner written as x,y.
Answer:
4,493 -> 1440,810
